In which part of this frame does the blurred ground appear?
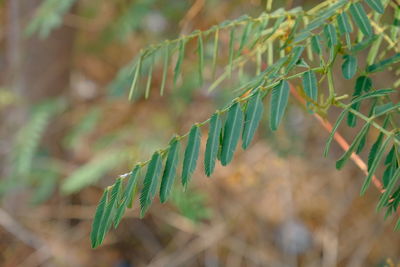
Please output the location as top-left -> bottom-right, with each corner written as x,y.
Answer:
0,0 -> 399,266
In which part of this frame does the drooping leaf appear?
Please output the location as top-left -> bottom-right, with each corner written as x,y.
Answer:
160,138 -> 180,203
270,80 -> 290,131
174,40 -> 186,85
302,70 -> 318,102
221,102 -> 244,166
126,165 -> 141,208
365,0 -> 384,14
91,189 -> 109,248
242,91 -> 264,149
145,55 -> 154,99
367,117 -> 390,170
323,24 -> 338,48
366,53 -> 400,73
349,3 -> 373,36
160,45 -> 170,96
228,28 -> 235,77
98,178 -> 122,246
128,55 -> 143,100
182,125 -> 201,187
324,110 -> 347,157
204,113 -> 222,177
382,163 -> 397,188
140,152 -> 163,217
337,12 -> 353,35
197,33 -> 204,85
212,28 -> 219,78
361,136 -> 392,195
342,54 -> 358,80
113,165 -> 141,227
336,123 -> 370,170
385,146 -> 396,166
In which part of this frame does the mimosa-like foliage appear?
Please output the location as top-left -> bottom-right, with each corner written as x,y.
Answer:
91,0 -> 400,248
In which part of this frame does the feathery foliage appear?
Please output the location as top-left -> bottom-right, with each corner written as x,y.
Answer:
91,0 -> 400,248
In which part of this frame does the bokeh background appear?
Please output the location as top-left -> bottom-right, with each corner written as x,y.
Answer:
0,0 -> 399,266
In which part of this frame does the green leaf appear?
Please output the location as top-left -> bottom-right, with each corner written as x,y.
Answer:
365,0 -> 384,14
355,76 -> 372,93
221,102 -> 244,166
323,24 -> 338,48
366,53 -> 400,73
228,28 -> 235,77
351,89 -> 395,105
113,165 -> 141,228
302,70 -> 318,102
145,56 -> 154,99
197,34 -> 204,85
301,0 -> 346,33
212,29 -> 219,78
91,189 -> 108,248
336,123 -> 370,170
367,117 -> 390,170
350,34 -> 379,53
204,113 -> 222,177
377,168 -> 400,211
337,12 -> 353,35
174,40 -> 186,85
385,146 -> 396,166
140,152 -> 163,217
128,55 -> 142,100
98,178 -> 122,246
356,123 -> 371,154
382,163 -> 396,188
347,76 -> 365,127
324,110 -> 347,157
311,35 -> 322,55
160,45 -> 170,96
361,136 -> 392,195
342,54 -> 358,80
286,46 -> 304,72
242,91 -> 264,149
182,125 -> 201,187
349,3 -> 373,36
160,138 -> 180,203
270,80 -> 290,131
125,165 -> 141,209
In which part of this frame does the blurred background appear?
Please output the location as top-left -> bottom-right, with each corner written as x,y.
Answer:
0,0 -> 399,266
